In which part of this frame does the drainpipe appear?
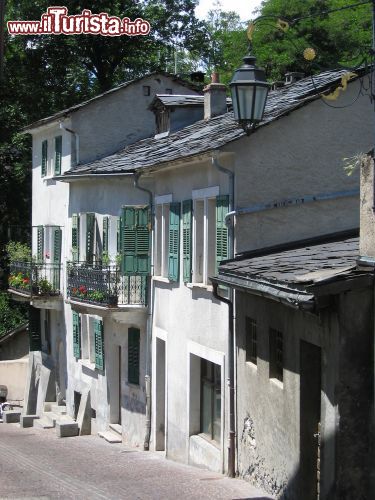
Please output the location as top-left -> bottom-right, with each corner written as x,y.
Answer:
212,282 -> 235,478
59,122 -> 80,165
134,172 -> 154,451
211,153 -> 236,477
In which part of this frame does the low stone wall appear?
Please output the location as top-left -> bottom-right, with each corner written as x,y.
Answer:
0,358 -> 29,401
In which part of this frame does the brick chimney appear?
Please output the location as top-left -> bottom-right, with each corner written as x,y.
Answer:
204,72 -> 227,120
359,153 -> 375,264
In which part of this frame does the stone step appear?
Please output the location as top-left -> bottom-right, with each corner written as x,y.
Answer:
43,402 -> 56,412
51,404 -> 67,415
2,410 -> 21,423
34,417 -> 54,429
20,415 -> 39,428
98,431 -> 122,444
109,423 -> 122,436
56,420 -> 79,438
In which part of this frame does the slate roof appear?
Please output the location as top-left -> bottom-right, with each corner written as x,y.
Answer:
23,72 -> 203,132
64,68 -> 358,177
219,235 -> 360,287
150,94 -> 232,108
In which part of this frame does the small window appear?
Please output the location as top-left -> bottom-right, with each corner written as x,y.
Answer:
128,327 -> 140,385
165,88 -> 173,94
269,328 -> 283,382
200,358 -> 221,443
54,135 -> 62,175
143,85 -> 150,96
246,317 -> 257,365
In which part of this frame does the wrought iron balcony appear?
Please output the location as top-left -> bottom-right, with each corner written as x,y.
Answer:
67,262 -> 148,307
8,261 -> 62,297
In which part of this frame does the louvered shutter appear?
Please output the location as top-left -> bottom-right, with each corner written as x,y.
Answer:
216,195 -> 229,273
182,200 -> 192,283
72,214 -> 80,262
86,213 -> 95,264
37,226 -> 44,262
72,311 -> 81,359
41,140 -> 48,177
128,327 -> 140,385
102,216 -> 109,255
54,136 -> 62,175
121,207 -> 150,275
168,202 -> 180,282
53,227 -> 62,263
29,306 -> 41,351
94,319 -> 104,370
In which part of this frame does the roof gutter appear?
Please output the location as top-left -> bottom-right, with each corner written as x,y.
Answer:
54,172 -> 136,182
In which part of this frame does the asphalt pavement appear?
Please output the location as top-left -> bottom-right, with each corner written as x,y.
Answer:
0,423 -> 273,500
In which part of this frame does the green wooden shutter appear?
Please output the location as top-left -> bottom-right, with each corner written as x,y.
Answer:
29,306 -> 41,351
73,311 -> 81,359
86,213 -> 95,264
168,202 -> 180,282
128,327 -> 140,385
216,195 -> 229,273
41,140 -> 48,177
72,214 -> 80,262
53,227 -> 62,263
121,207 -> 150,275
102,216 -> 109,255
54,135 -> 62,175
94,319 -> 104,370
37,226 -> 44,262
182,200 -> 192,283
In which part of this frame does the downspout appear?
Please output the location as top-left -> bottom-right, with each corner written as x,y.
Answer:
134,172 -> 154,451
211,153 -> 236,478
60,122 -> 80,165
212,282 -> 235,478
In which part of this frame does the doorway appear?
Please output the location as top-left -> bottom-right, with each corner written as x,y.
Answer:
300,340 -> 322,499
74,391 -> 81,420
118,346 -> 122,425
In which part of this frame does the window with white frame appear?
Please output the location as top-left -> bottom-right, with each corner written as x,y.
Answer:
41,135 -> 62,178
154,196 -> 171,278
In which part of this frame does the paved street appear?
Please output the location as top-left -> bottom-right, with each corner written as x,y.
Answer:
0,423 -> 272,500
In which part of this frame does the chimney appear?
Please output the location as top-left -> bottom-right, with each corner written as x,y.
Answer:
204,72 -> 227,120
285,71 -> 305,85
358,153 -> 375,265
190,71 -> 205,83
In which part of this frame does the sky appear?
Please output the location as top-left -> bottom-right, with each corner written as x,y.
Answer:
195,0 -> 263,22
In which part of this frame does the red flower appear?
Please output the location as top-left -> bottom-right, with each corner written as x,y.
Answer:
78,285 -> 87,294
23,277 -> 30,284
72,287 -> 78,294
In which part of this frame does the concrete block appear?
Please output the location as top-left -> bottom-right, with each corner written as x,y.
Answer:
76,390 -> 91,436
34,417 -> 54,429
98,431 -> 122,443
3,410 -> 21,423
56,421 -> 79,438
20,414 -> 39,428
51,404 -> 67,415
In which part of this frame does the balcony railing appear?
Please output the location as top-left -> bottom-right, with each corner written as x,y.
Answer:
67,262 -> 148,307
9,261 -> 62,297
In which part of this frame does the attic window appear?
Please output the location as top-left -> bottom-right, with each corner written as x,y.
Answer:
165,88 -> 173,95
143,85 -> 151,96
156,108 -> 170,135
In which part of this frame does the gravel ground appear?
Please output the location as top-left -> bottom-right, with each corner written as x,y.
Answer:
0,423 -> 273,500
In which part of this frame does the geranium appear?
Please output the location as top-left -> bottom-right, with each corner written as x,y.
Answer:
72,287 -> 78,294
23,277 -> 30,284
78,285 -> 87,294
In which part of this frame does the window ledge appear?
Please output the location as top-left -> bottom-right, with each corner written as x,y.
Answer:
186,282 -> 213,292
270,377 -> 284,390
153,276 -> 171,284
79,359 -> 96,371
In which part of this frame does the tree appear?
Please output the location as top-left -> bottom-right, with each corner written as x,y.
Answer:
251,0 -> 372,81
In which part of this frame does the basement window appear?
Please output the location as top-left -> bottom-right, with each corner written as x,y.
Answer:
143,85 -> 151,96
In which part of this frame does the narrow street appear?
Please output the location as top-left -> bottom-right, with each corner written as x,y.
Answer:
0,424 -> 272,500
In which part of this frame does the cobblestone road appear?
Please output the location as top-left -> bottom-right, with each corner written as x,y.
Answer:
0,423 -> 273,500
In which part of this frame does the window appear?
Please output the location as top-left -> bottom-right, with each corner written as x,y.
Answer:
54,135 -> 62,175
246,317 -> 257,365
120,206 -> 150,275
155,200 -> 170,278
72,311 -> 81,359
191,190 -> 229,285
155,108 -> 170,134
143,85 -> 150,96
94,318 -> 104,371
41,140 -> 48,177
128,327 -> 140,385
269,328 -> 283,382
182,200 -> 192,283
168,202 -> 180,282
42,309 -> 51,354
71,214 -> 80,262
200,359 -> 221,444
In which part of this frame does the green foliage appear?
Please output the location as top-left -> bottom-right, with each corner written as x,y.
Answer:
252,0 -> 372,81
0,292 -> 28,337
37,277 -> 53,294
6,241 -> 31,262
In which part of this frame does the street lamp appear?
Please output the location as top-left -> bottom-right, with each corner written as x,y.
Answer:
230,54 -> 270,135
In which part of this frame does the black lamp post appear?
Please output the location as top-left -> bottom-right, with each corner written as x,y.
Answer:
230,54 -> 270,135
